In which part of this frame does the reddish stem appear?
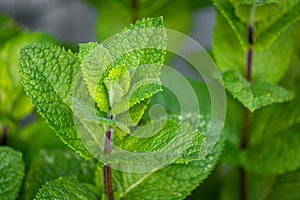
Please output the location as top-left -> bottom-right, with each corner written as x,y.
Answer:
103,113 -> 115,200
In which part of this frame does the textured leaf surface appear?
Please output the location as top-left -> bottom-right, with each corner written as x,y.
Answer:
19,43 -> 94,161
213,12 -> 295,83
110,136 -> 224,200
23,149 -> 96,200
79,43 -> 113,112
35,177 -> 98,200
222,70 -> 294,112
117,118 -> 206,164
0,147 -> 25,200
80,17 -> 166,120
106,17 -> 165,116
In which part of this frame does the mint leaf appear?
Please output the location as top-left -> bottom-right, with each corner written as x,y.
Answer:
79,43 -> 113,112
104,64 -> 131,108
222,70 -> 294,112
23,149 -> 96,200
116,118 -> 206,164
19,43 -> 94,161
0,147 -> 25,200
35,177 -> 98,200
111,137 -> 224,200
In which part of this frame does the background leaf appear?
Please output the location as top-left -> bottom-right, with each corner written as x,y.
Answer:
23,149 -> 96,200
0,147 -> 25,200
222,70 -> 294,112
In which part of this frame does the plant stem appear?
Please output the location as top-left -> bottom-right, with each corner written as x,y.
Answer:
131,0 -> 139,23
103,113 -> 115,200
240,24 -> 254,200
246,25 -> 254,82
1,125 -> 8,146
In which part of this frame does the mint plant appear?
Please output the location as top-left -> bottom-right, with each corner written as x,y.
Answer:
18,17 -> 221,199
1,0 -> 300,199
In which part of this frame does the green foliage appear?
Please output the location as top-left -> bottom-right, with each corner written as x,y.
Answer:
1,0 -> 298,198
95,137 -> 224,200
35,177 -> 99,200
0,147 -> 25,200
19,43 -> 96,162
23,149 -> 96,200
222,70 -> 294,112
84,0 -> 192,41
213,0 -> 300,51
213,10 -> 295,84
0,15 -> 20,46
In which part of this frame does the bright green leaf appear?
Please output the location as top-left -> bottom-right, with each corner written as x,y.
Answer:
19,43 -> 95,161
79,43 -> 113,112
112,136 -> 224,200
116,118 -> 206,164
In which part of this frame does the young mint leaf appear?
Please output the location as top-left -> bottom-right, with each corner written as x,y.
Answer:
79,17 -> 166,125
111,137 -> 224,200
34,177 -> 99,200
0,147 -> 25,200
222,70 -> 294,112
115,100 -> 149,127
104,64 -> 131,107
19,43 -> 95,161
79,43 -> 113,112
23,149 -> 96,200
213,12 -> 295,83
